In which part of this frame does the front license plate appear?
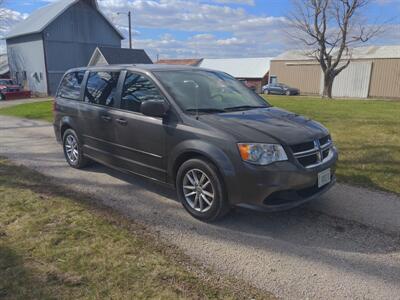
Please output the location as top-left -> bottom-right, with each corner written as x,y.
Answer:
318,168 -> 331,188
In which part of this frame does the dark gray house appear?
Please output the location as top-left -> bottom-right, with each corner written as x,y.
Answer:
88,46 -> 153,66
5,0 -> 124,96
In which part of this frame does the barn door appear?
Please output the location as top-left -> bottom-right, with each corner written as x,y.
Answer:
320,62 -> 372,98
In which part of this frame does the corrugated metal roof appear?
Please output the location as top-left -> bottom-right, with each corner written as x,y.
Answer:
199,57 -> 272,78
273,45 -> 400,61
98,47 -> 153,64
5,0 -> 123,40
156,59 -> 203,66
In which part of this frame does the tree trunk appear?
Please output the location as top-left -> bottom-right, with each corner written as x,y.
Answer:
322,73 -> 334,99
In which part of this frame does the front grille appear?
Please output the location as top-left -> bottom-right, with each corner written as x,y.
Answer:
290,135 -> 333,168
290,141 -> 314,153
298,154 -> 319,166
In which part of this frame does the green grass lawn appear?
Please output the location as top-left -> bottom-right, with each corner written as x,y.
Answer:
0,158 -> 271,299
0,100 -> 53,122
264,95 -> 400,195
1,97 -> 399,195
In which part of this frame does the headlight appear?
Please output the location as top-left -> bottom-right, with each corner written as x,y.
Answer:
238,143 -> 288,165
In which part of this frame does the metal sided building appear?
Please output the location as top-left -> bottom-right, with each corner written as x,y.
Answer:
270,46 -> 400,99
200,57 -> 272,93
5,0 -> 124,96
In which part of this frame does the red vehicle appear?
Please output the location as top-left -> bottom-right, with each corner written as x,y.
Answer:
0,79 -> 30,100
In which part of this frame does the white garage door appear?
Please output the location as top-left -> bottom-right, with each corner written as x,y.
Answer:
320,62 -> 372,98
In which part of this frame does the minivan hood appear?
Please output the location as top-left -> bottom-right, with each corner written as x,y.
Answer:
199,107 -> 329,145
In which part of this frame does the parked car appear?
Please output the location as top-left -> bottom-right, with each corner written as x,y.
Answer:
238,79 -> 257,92
262,83 -> 300,95
54,65 -> 338,221
0,79 -> 21,100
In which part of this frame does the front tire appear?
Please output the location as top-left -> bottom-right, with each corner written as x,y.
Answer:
62,129 -> 89,169
285,90 -> 291,96
176,158 -> 230,221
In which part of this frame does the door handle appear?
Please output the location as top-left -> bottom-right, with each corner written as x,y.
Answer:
116,118 -> 128,125
101,115 -> 112,122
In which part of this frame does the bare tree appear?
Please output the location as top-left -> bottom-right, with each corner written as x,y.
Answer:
288,0 -> 381,98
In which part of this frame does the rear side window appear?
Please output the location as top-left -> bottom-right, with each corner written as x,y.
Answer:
57,71 -> 85,100
121,72 -> 165,113
85,72 -> 120,107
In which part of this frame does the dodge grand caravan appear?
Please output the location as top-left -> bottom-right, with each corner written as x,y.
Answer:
54,65 -> 338,221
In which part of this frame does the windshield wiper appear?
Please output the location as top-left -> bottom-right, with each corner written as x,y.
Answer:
224,105 -> 267,111
186,108 -> 226,114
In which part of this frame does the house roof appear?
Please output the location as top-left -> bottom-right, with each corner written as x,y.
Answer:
88,47 -> 153,66
273,45 -> 400,61
156,59 -> 203,66
199,57 -> 272,78
5,0 -> 124,40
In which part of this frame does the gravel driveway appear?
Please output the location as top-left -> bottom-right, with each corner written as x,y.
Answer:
1,115 -> 400,300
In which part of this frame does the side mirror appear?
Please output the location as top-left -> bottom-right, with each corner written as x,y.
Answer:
140,100 -> 169,118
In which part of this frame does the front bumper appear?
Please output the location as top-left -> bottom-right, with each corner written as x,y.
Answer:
226,147 -> 338,211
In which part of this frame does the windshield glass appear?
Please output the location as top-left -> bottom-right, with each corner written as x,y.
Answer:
0,79 -> 13,85
154,70 -> 270,113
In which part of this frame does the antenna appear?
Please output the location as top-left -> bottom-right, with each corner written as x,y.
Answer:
194,83 -> 199,120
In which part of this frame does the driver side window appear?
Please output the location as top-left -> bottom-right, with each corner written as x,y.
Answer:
121,72 -> 165,113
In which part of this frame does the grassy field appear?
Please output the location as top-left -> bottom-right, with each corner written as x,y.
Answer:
264,95 -> 400,195
0,158 -> 271,300
0,100 -> 53,122
0,97 -> 399,195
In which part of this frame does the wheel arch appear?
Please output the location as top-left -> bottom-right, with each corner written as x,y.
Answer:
168,140 -> 236,186
59,116 -> 78,140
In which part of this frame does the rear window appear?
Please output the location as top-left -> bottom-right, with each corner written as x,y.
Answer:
85,72 -> 120,107
57,71 -> 85,100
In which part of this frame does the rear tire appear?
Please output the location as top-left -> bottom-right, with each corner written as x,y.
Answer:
176,158 -> 230,221
62,129 -> 89,169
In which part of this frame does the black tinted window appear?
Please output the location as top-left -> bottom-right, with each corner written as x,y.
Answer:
85,72 -> 120,107
121,72 -> 165,113
58,71 -> 85,100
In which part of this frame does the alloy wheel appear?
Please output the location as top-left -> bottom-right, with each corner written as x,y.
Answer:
183,169 -> 215,213
65,134 -> 79,164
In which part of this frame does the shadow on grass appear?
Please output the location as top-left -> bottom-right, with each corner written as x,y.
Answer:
0,246 -> 52,300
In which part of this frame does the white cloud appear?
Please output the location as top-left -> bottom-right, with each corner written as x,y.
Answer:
212,0 -> 255,5
2,0 -> 398,59
97,0 -> 287,59
0,8 -> 29,54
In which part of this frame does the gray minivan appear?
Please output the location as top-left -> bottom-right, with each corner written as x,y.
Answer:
54,64 -> 338,221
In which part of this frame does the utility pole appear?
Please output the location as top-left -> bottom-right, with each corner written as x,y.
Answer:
117,11 -> 133,49
128,11 -> 132,49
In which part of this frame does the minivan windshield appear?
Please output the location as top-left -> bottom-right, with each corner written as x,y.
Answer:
154,70 -> 270,113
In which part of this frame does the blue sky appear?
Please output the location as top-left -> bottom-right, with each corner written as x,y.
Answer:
2,0 -> 400,59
